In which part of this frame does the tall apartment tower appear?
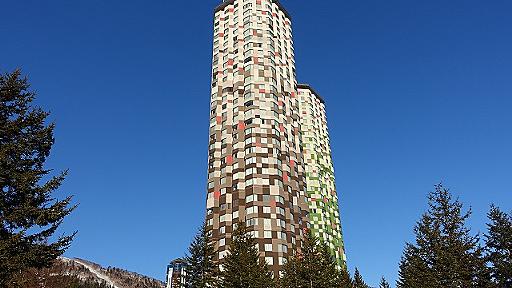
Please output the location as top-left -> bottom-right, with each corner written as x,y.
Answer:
297,84 -> 346,268
206,0 -> 308,275
205,0 -> 345,274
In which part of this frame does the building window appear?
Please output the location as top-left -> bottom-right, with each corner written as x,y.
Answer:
278,257 -> 286,265
246,206 -> 257,214
246,194 -> 257,203
246,217 -> 258,227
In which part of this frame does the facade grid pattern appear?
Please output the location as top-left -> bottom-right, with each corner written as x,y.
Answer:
206,0 -> 309,275
204,0 -> 346,274
298,85 -> 346,268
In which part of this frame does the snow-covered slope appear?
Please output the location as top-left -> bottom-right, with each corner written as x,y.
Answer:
57,257 -> 164,288
16,257 -> 163,288
62,257 -> 120,288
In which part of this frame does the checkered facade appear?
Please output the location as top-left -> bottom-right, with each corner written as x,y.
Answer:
206,0 -> 309,275
205,0 -> 345,274
298,85 -> 346,268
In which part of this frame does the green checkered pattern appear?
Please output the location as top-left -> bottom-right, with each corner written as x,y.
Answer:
299,87 -> 346,269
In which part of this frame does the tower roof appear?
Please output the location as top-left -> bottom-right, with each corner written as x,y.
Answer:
215,0 -> 291,20
170,258 -> 185,264
297,84 -> 326,104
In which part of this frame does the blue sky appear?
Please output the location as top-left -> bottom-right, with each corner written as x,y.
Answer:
1,0 -> 511,286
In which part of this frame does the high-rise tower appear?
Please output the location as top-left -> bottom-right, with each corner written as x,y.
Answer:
205,0 -> 346,274
206,0 -> 308,274
297,84 -> 346,268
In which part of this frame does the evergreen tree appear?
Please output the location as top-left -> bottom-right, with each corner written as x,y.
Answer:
340,267 -> 353,288
353,268 -> 369,288
184,223 -> 218,288
397,184 -> 491,288
485,205 -> 512,287
220,222 -> 274,288
280,231 -> 347,288
0,69 -> 75,286
379,277 -> 391,288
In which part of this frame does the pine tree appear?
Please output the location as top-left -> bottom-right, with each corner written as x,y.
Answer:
184,223 -> 218,288
0,69 -> 75,286
485,205 -> 512,287
220,222 -> 274,288
340,266 -> 353,288
397,184 -> 491,288
280,231 -> 347,288
379,277 -> 391,288
353,268 -> 369,288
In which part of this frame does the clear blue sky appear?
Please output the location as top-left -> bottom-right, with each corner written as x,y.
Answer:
1,0 -> 511,286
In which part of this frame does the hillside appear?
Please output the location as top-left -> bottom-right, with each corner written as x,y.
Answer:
13,257 -> 165,288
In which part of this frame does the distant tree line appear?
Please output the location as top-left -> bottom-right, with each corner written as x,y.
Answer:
105,266 -> 163,288
183,184 -> 511,287
13,262 -> 112,288
183,219 -> 379,288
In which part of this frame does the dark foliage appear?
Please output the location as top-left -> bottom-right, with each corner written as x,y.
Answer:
10,257 -> 164,288
280,231 -> 349,288
10,260 -> 110,288
379,277 -> 391,288
220,222 -> 274,288
0,69 -> 75,286
352,268 -> 369,288
397,184 -> 491,288
184,223 -> 218,288
485,205 -> 512,287
105,266 -> 164,288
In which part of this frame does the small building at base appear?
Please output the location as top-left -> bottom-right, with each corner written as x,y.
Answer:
166,259 -> 186,288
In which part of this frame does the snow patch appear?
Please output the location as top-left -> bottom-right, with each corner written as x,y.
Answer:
61,257 -> 120,288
